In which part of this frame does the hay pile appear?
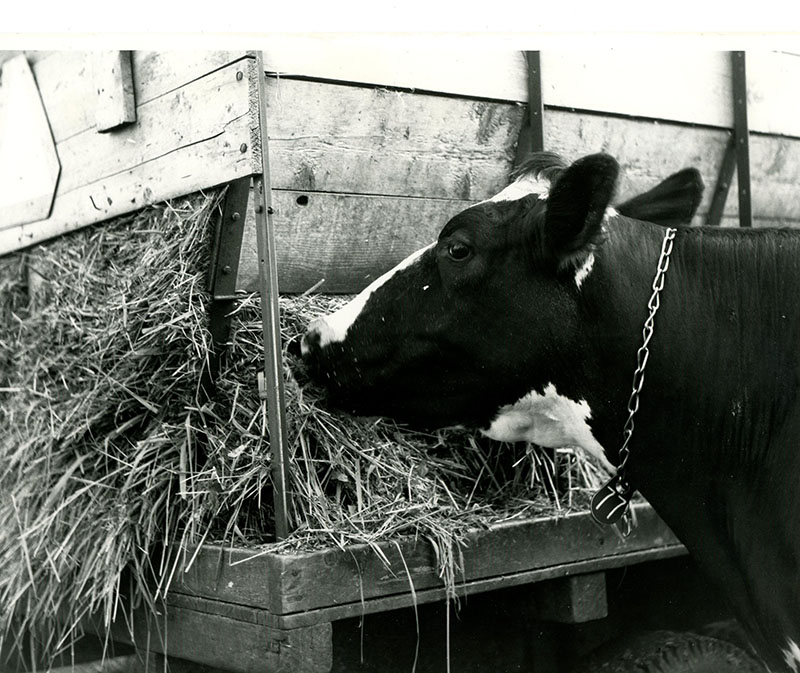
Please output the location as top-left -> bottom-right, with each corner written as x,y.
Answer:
0,192 -> 608,668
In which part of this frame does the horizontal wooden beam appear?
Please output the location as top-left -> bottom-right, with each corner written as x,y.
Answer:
232,82 -> 800,293
102,603 -> 331,673
239,190 -> 468,294
0,56 -> 258,256
173,505 -> 681,618
30,51 -> 247,143
262,46 -> 800,137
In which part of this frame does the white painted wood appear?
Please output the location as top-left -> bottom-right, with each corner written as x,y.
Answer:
94,50 -> 136,132
0,55 -> 61,228
0,59 -> 256,256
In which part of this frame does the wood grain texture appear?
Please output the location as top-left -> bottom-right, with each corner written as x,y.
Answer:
235,94 -> 800,293
265,78 -> 522,200
27,50 -> 247,143
169,505 -> 680,617
0,59 -> 258,256
240,190 -> 468,294
106,600 -> 332,673
94,51 -> 136,132
262,44 -> 800,136
0,55 -> 61,228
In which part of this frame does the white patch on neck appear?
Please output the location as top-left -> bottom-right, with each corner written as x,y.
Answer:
604,206 -> 618,222
784,639 -> 800,673
574,252 -> 595,289
482,383 -> 614,473
488,174 -> 550,203
302,243 -> 435,351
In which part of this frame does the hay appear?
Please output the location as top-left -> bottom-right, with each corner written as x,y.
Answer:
0,192 -> 609,669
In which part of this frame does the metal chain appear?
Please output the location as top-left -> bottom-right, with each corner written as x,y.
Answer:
616,227 -> 677,482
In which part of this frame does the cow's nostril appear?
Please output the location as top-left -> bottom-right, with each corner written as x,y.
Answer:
286,335 -> 303,358
301,328 -> 321,356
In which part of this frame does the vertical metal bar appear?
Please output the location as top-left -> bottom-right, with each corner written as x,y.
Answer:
705,136 -> 737,227
731,51 -> 753,228
514,51 -> 545,166
252,51 -> 291,540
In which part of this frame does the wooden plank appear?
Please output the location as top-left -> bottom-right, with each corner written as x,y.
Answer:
269,503 -> 680,617
0,55 -> 61,228
265,78 -> 522,200
50,60 -> 252,198
0,59 -> 258,256
239,191 -> 469,294
106,604 -> 331,673
0,114 -> 255,255
94,51 -> 136,132
263,45 -> 800,137
169,541 -> 683,630
172,505 -> 679,616
533,573 -> 608,624
236,100 -> 800,293
29,50 -> 247,143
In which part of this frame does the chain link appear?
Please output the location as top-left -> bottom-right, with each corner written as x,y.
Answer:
616,227 -> 677,481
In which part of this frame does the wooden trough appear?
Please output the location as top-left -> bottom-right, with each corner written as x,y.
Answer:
4,46 -> 800,672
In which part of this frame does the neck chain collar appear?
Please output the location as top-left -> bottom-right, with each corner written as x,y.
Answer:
591,227 -> 678,534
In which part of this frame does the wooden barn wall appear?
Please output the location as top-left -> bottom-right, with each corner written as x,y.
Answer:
236,48 -> 800,294
0,50 -> 260,256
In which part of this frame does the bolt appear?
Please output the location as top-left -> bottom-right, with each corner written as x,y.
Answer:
236,71 -> 243,81
267,207 -> 274,215
255,205 -> 264,214
222,265 -> 232,275
240,143 -> 247,153
231,212 -> 241,221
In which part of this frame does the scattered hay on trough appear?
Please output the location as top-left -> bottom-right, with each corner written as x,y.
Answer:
0,191 -> 610,668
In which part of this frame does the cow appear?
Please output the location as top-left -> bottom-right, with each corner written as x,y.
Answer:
299,151 -> 800,672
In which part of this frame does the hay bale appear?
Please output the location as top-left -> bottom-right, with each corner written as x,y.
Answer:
0,192 -> 609,667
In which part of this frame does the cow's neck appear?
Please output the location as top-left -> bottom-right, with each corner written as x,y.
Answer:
581,218 -> 800,671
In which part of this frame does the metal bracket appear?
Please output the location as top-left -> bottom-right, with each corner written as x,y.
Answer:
200,176 -> 250,399
514,51 -> 545,166
731,51 -> 752,228
706,51 -> 752,227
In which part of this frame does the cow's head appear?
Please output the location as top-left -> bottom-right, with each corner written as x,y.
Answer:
301,152 -> 622,441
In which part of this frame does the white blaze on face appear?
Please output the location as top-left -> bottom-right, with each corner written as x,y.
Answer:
784,639 -> 800,673
482,383 -> 614,473
302,242 -> 435,352
487,173 -> 550,203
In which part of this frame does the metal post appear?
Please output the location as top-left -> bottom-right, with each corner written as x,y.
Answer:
705,51 -> 753,228
514,51 -> 545,166
731,51 -> 753,228
706,137 -> 736,227
252,51 -> 291,540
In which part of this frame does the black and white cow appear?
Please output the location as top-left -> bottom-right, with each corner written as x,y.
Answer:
300,152 -> 799,672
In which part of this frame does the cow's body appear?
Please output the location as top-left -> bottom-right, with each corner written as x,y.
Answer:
301,152 -> 799,671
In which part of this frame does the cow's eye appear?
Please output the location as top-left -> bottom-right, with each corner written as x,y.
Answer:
447,242 -> 472,261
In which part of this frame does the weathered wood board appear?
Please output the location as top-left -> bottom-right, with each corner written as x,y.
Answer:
0,55 -> 61,228
236,79 -> 800,293
263,46 -> 800,137
0,52 -> 258,256
105,601 -> 332,673
93,50 -> 136,132
173,504 -> 681,618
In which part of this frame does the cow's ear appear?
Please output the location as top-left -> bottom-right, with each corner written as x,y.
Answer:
544,153 -> 619,267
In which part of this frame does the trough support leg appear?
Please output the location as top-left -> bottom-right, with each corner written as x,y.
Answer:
531,572 -> 608,624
